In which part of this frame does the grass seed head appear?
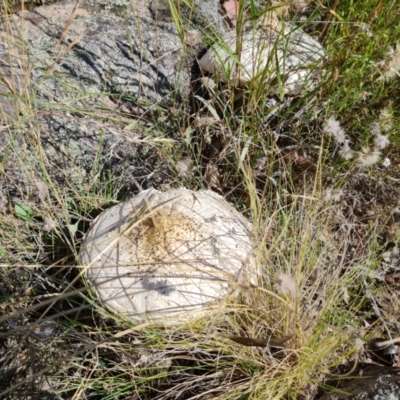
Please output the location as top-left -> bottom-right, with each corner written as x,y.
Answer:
357,146 -> 381,167
338,140 -> 354,160
370,121 -> 381,136
324,188 -> 344,202
373,133 -> 390,150
43,216 -> 57,231
323,117 -> 346,144
274,273 -> 297,297
377,42 -> 400,81
379,106 -> 393,132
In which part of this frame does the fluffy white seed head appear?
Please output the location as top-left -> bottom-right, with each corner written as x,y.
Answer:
323,117 -> 346,144
377,42 -> 400,82
357,147 -> 381,167
373,133 -> 390,150
338,140 -> 354,160
274,273 -> 297,296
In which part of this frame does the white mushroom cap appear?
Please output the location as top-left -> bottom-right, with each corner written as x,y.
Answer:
199,19 -> 325,95
80,188 -> 256,324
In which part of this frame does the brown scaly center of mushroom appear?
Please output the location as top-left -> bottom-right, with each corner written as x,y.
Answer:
129,211 -> 214,267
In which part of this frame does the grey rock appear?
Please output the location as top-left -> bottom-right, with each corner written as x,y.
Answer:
319,366 -> 400,400
150,0 -> 225,32
0,0 -> 210,206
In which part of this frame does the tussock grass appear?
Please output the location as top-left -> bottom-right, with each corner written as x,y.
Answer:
1,0 -> 400,399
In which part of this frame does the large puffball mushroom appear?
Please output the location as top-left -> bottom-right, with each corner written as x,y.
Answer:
198,14 -> 325,96
80,188 -> 256,324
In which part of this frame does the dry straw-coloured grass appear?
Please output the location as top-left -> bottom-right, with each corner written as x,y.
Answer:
1,0 -> 400,399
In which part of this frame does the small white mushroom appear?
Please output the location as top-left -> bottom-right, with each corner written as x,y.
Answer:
199,15 -> 325,95
80,188 -> 256,324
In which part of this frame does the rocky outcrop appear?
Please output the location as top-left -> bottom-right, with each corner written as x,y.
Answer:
319,365 -> 400,400
0,0 -> 220,206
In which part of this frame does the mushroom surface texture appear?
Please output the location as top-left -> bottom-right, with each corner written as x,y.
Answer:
198,14 -> 326,95
80,188 -> 256,324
